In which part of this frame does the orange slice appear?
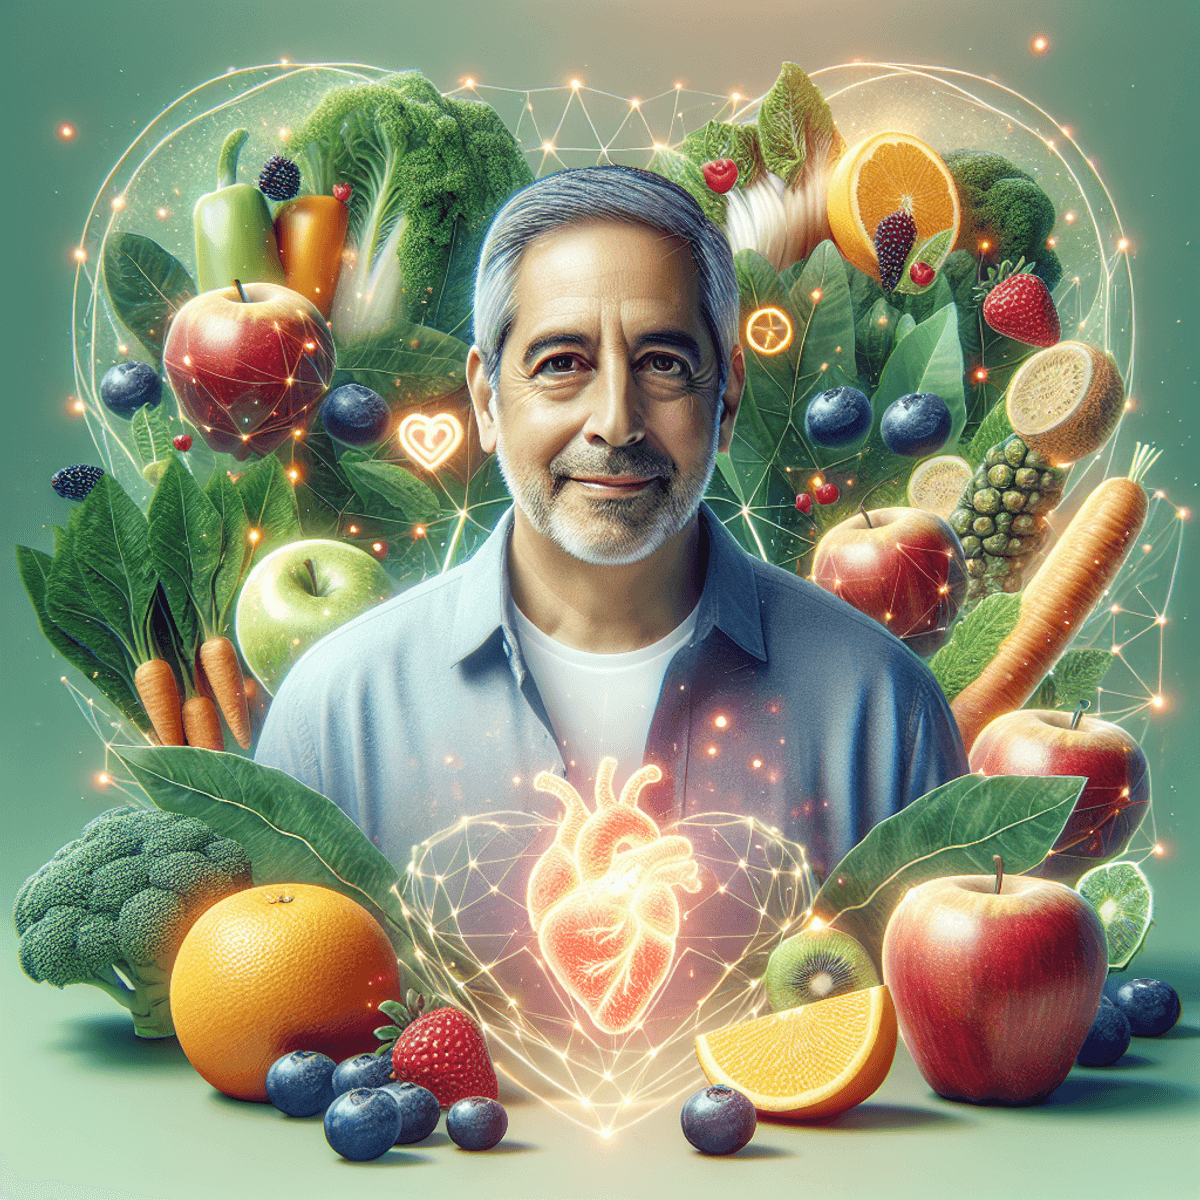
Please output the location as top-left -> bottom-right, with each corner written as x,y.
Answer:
826,133 -> 961,284
694,984 -> 897,1120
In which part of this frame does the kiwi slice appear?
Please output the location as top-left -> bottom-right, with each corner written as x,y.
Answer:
763,927 -> 880,1011
908,454 -> 973,519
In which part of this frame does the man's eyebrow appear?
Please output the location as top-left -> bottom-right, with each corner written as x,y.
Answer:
521,333 -> 589,367
633,330 -> 704,363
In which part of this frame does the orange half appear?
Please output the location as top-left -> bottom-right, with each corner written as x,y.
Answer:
826,133 -> 961,282
694,984 -> 897,1120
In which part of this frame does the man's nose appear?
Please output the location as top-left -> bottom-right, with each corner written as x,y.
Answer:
582,359 -> 645,448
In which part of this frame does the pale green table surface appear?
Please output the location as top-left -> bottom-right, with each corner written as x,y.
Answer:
3,930 -> 1197,1200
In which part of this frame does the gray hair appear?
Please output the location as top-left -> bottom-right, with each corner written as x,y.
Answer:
472,166 -> 739,399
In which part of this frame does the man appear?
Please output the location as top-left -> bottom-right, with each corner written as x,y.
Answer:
255,165 -> 968,881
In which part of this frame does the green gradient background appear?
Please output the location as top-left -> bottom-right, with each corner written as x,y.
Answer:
2,1 -> 1197,1197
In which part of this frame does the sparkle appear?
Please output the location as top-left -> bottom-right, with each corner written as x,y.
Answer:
57,123 -> 76,141
1030,34 -> 1050,54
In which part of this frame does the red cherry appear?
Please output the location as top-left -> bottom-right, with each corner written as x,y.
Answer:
910,261 -> 935,287
795,493 -> 813,514
815,482 -> 840,505
701,158 -> 739,194
332,182 -> 352,203
173,434 -> 192,452
370,540 -> 389,561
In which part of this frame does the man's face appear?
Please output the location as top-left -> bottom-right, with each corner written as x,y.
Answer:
468,221 -> 742,566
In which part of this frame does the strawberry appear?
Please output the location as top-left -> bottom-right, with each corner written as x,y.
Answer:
702,158 -> 739,194
977,259 -> 1060,348
873,209 -> 917,291
391,1006 -> 498,1107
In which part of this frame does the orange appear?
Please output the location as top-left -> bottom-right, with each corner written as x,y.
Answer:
694,984 -> 897,1120
169,883 -> 401,1101
826,133 -> 961,283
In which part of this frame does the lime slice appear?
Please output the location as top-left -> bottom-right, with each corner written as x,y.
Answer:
907,455 -> 973,519
1076,860 -> 1153,969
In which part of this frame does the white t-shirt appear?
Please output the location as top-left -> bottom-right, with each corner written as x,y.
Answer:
510,599 -> 700,796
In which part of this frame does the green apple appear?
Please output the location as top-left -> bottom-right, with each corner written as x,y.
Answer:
235,538 -> 392,695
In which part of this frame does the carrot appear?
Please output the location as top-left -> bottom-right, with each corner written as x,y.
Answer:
198,636 -> 252,749
182,695 -> 225,751
951,444 -> 1161,752
134,659 -> 186,746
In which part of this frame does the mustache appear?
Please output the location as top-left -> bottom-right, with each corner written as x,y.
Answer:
549,443 -> 675,481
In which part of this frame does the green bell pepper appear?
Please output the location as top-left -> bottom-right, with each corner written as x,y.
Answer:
193,129 -> 286,293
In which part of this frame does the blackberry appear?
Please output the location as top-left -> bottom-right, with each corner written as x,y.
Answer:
51,464 -> 105,501
948,434 -> 1064,607
257,154 -> 301,202
874,208 -> 918,292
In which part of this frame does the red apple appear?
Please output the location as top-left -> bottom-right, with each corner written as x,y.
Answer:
812,506 -> 967,656
969,709 -> 1150,884
882,869 -> 1107,1105
163,282 -> 335,460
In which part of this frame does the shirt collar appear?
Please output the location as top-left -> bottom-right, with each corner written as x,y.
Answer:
448,502 -> 767,667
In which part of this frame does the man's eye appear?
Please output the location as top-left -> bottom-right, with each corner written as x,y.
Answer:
642,353 -> 689,377
539,354 -> 585,375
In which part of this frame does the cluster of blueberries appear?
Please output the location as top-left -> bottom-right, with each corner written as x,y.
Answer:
266,1050 -> 507,1160
1077,977 -> 1182,1068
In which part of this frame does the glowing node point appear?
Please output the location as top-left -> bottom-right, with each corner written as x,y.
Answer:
57,123 -> 76,142
1030,34 -> 1050,54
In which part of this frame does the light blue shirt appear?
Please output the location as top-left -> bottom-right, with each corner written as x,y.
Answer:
255,504 -> 968,879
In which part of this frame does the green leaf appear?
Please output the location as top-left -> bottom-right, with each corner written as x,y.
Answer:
647,147 -> 726,225
235,457 -> 301,565
43,514 -> 142,674
678,119 -> 765,189
893,312 -> 917,347
1024,649 -> 1115,713
204,469 -> 251,633
892,228 -> 955,296
965,395 -> 1015,465
790,241 -> 859,430
872,303 -> 967,447
113,746 -> 426,983
855,297 -> 898,388
812,773 -> 1085,962
757,62 -> 840,187
130,405 -> 177,470
929,591 -> 1022,701
291,418 -> 356,538
72,476 -> 158,660
147,457 -> 222,643
336,321 -> 469,407
421,216 -> 483,339
102,232 -> 196,362
16,545 -> 146,730
341,453 -> 440,523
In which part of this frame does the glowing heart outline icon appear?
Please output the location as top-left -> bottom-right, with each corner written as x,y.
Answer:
397,411 -> 464,472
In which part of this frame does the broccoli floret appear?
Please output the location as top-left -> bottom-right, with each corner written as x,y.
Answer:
12,807 -> 252,1038
289,71 -> 533,342
944,150 -> 1062,290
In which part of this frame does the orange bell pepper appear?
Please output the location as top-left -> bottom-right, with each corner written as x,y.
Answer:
273,195 -> 349,317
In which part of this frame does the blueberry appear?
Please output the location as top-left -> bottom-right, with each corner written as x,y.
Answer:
1114,978 -> 1182,1037
51,464 -> 105,501
1076,1003 -> 1131,1067
680,1084 -> 757,1155
446,1096 -> 507,1151
332,1052 -> 395,1095
804,386 -> 873,449
266,1050 -> 337,1117
324,1088 -> 402,1161
381,1080 -> 441,1144
880,391 -> 953,457
320,383 -> 390,446
100,361 -> 162,419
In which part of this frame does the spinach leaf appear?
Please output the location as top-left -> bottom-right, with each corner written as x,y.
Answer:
204,468 -> 251,632
235,457 -> 301,565
131,404 -> 177,470
929,592 -> 1022,701
341,453 -> 440,523
102,232 -> 196,362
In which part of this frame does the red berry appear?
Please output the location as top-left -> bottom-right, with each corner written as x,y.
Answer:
332,182 -> 352,203
173,434 -> 192,452
910,261 -> 935,287
795,493 -> 813,514
701,158 -> 739,194
391,1007 -> 498,1108
370,540 -> 389,560
815,482 -> 839,505
982,272 -> 1060,347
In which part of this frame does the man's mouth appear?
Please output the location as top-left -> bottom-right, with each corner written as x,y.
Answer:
568,474 -> 661,495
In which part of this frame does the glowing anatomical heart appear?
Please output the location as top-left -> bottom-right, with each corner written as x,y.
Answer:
526,758 -> 701,1035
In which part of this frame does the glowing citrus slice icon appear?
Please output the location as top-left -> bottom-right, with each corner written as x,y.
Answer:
745,306 -> 794,356
695,984 -> 897,1119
